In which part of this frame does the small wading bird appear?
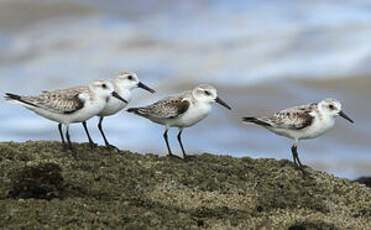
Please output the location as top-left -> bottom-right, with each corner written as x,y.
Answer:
4,80 -> 128,159
127,84 -> 232,159
242,98 -> 353,175
81,72 -> 155,150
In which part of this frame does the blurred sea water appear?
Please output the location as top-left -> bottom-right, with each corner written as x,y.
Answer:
0,0 -> 370,178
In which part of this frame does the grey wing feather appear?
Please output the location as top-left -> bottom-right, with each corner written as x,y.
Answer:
24,90 -> 84,114
266,104 -> 316,130
133,95 -> 190,119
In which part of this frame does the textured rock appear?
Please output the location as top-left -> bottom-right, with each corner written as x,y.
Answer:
353,177 -> 371,188
0,141 -> 370,229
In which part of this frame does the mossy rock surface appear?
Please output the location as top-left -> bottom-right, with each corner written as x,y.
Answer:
9,162 -> 63,200
0,141 -> 370,229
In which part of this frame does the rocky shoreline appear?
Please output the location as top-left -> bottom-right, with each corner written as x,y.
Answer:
0,141 -> 370,229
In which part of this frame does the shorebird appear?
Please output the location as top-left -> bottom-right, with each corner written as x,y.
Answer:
82,72 -> 155,150
242,98 -> 353,174
4,80 -> 128,159
127,84 -> 232,159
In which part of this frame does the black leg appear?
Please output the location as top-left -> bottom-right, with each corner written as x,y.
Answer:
163,128 -> 180,159
98,116 -> 120,151
82,121 -> 97,149
177,129 -> 187,159
291,145 -> 298,167
65,125 -> 78,160
291,145 -> 306,175
163,129 -> 172,156
98,117 -> 109,146
58,123 -> 65,144
295,153 -> 305,169
58,123 -> 67,150
59,123 -> 69,151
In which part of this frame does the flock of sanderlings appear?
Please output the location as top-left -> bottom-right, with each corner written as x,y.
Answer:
5,71 -> 353,175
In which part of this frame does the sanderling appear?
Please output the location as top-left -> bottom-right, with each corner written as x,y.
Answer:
242,98 -> 353,174
82,72 -> 155,150
127,84 -> 231,159
5,80 -> 128,159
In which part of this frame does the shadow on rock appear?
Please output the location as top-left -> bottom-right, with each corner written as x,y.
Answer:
353,177 -> 371,188
9,162 -> 64,200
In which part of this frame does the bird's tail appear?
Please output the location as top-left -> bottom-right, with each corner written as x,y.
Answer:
127,107 -> 139,113
242,117 -> 272,127
127,107 -> 150,117
127,107 -> 144,115
4,93 -> 38,108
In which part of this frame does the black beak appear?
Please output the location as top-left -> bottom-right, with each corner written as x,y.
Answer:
112,91 -> 128,104
215,97 -> 232,110
339,111 -> 353,123
138,82 -> 155,94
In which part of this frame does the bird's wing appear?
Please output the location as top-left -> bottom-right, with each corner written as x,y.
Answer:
40,85 -> 86,94
25,89 -> 85,114
267,103 -> 316,130
129,94 -> 190,119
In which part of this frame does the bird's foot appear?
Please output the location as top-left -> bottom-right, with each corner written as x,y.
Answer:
88,142 -> 98,149
183,154 -> 196,161
294,164 -> 309,177
168,153 -> 183,160
69,148 -> 80,161
105,144 -> 121,152
62,144 -> 69,152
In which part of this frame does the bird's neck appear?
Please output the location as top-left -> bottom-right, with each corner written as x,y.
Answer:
314,109 -> 336,126
193,100 -> 212,114
113,84 -> 132,102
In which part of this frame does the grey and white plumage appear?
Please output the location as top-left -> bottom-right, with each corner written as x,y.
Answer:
128,84 -> 231,159
128,92 -> 191,122
244,103 -> 318,131
81,71 -> 155,150
243,98 -> 353,174
5,80 -> 127,159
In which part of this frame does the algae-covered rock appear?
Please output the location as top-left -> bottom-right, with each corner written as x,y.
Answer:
9,162 -> 64,200
353,177 -> 371,188
0,141 -> 370,229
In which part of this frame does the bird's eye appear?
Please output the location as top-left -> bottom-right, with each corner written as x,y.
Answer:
102,84 -> 107,89
127,75 -> 133,80
329,104 -> 335,110
205,90 -> 211,96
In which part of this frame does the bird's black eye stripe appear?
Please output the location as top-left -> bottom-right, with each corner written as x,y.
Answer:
329,104 -> 335,110
205,90 -> 211,96
102,84 -> 107,89
128,75 -> 133,80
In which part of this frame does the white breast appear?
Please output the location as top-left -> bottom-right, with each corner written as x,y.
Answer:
170,101 -> 212,128
98,89 -> 131,117
301,115 -> 335,139
69,95 -> 107,123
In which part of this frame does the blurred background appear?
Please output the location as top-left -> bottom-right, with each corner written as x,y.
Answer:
0,0 -> 370,179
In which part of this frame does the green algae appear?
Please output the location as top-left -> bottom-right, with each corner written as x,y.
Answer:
0,141 -> 370,229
